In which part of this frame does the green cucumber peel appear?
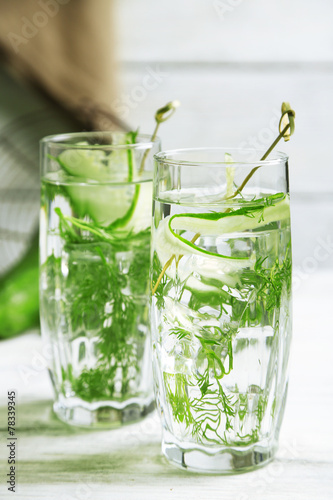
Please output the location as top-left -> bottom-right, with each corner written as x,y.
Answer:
49,130 -> 149,232
53,131 -> 138,183
107,128 -> 143,231
127,146 -> 133,182
108,184 -> 141,230
153,193 -> 290,294
169,193 -> 289,236
168,216 -> 248,262
48,154 -> 72,176
185,276 -> 233,304
126,129 -> 139,182
167,193 -> 288,260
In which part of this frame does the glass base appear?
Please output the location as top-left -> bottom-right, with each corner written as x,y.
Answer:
54,395 -> 155,428
162,436 -> 277,474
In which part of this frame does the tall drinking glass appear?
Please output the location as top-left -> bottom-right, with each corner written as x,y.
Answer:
151,148 -> 292,473
40,132 -> 160,426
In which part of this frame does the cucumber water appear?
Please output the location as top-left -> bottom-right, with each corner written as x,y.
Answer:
151,189 -> 292,465
40,133 -> 158,426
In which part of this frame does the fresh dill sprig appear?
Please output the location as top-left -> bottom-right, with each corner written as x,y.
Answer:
46,204 -> 151,402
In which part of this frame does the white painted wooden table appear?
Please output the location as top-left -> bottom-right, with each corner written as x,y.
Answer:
0,271 -> 332,500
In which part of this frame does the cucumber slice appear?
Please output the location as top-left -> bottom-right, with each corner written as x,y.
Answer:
177,256 -> 239,287
163,295 -> 222,333
170,196 -> 290,236
66,184 -> 132,226
112,182 -> 152,232
185,275 -> 233,302
154,195 -> 290,274
56,143 -> 146,228
58,144 -> 128,182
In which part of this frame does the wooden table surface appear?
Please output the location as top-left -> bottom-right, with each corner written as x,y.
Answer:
0,271 -> 332,500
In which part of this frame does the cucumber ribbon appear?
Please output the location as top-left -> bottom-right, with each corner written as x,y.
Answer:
155,194 -> 290,277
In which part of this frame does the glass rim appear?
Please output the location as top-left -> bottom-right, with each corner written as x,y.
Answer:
154,147 -> 288,167
40,131 -> 160,151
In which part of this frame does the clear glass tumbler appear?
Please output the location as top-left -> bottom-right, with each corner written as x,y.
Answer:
151,148 -> 292,473
40,131 -> 160,426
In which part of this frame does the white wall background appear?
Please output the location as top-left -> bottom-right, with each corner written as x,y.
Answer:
113,0 -> 333,269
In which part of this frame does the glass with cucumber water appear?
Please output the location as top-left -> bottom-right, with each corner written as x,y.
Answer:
40,131 -> 160,426
151,145 -> 293,473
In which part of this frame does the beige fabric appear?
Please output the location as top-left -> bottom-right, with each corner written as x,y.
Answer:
0,0 -> 117,118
